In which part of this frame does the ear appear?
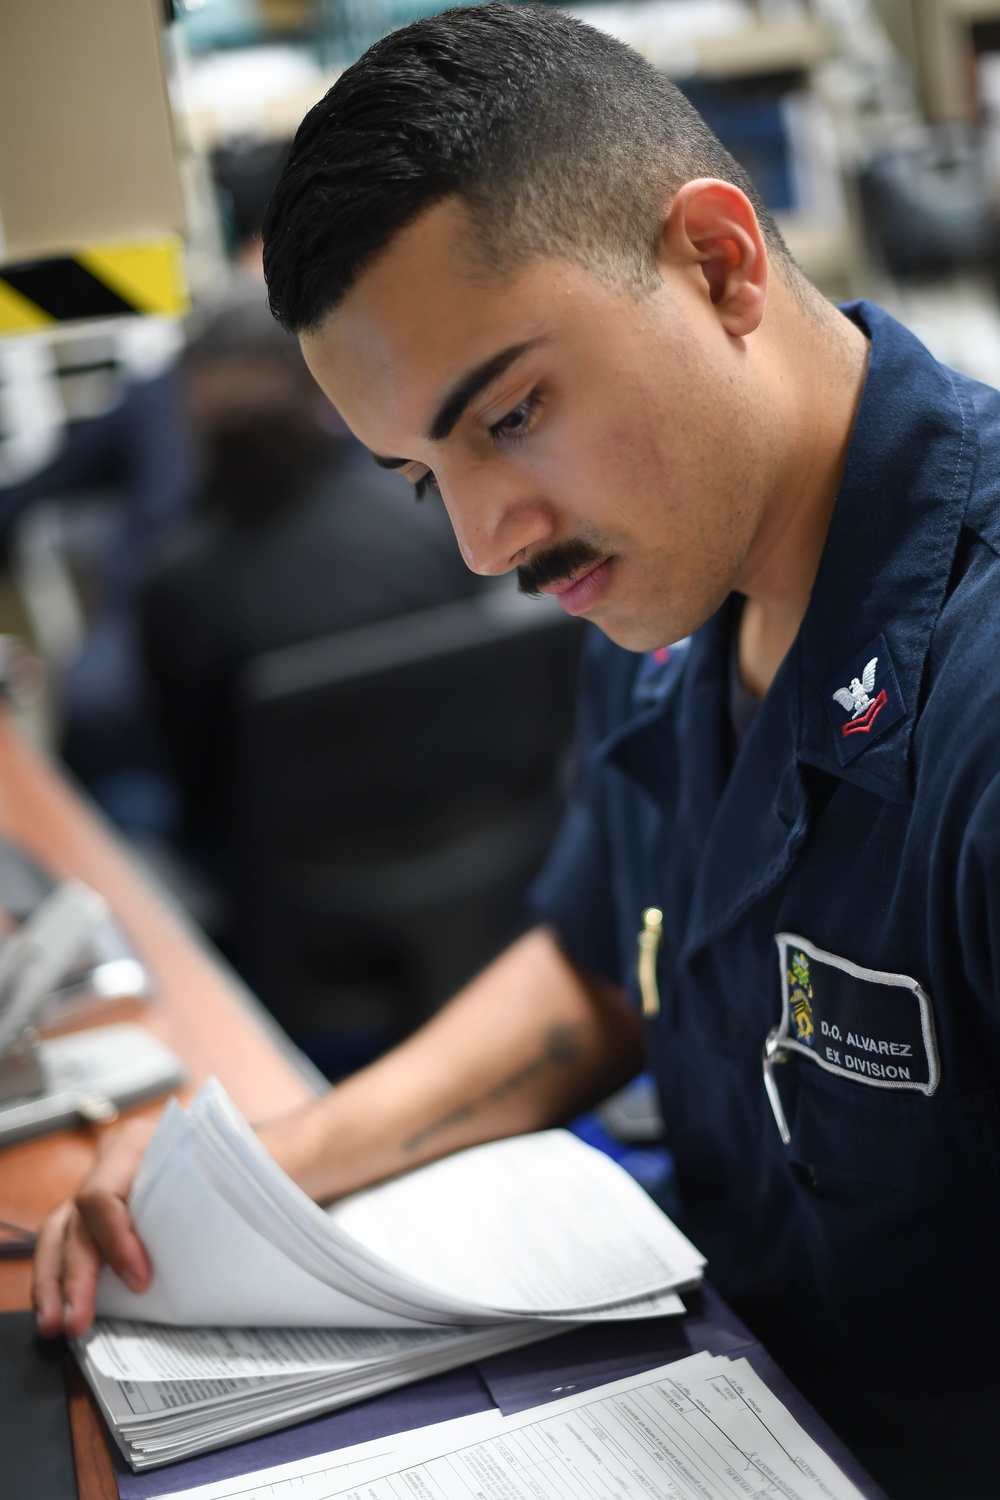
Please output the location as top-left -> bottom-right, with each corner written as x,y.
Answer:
660,178 -> 768,337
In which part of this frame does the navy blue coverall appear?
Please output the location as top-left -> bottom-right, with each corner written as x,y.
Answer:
529,302 -> 1000,1496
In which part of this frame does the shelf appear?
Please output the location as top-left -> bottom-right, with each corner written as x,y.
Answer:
175,74 -> 340,151
690,19 -> 835,79
911,0 -> 1000,121
946,0 -> 1000,23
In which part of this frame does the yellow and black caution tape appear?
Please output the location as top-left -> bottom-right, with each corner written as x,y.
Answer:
0,236 -> 188,337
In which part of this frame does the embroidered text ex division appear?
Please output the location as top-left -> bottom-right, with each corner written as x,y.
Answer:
764,932 -> 940,1143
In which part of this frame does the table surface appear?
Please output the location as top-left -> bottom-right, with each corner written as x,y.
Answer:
0,708 -> 320,1500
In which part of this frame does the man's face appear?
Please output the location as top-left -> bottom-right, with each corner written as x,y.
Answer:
301,197 -> 778,651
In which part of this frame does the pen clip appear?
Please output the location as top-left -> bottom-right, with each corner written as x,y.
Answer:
637,907 -> 663,1018
762,1027 -> 791,1145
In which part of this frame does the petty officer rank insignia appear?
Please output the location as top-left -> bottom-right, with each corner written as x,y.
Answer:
770,932 -> 940,1102
823,632 -> 906,766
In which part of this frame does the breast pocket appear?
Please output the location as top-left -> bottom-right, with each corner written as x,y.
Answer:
774,1063 -> 1000,1374
788,1065 -> 1000,1190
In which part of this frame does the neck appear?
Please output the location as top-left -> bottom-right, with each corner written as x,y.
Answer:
737,284 -> 869,698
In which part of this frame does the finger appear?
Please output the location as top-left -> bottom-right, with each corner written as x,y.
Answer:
82,1117 -> 156,1200
32,1200 -> 74,1336
72,1117 -> 156,1290
61,1207 -> 104,1338
35,1116 -> 157,1337
75,1182 -> 151,1293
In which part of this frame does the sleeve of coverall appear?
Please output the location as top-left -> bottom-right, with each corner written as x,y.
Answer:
526,626 -> 624,986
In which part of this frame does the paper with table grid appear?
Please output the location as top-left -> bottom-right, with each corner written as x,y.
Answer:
150,1350 -> 867,1500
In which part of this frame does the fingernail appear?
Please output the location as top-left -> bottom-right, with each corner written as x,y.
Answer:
62,1302 -> 73,1324
124,1270 -> 143,1292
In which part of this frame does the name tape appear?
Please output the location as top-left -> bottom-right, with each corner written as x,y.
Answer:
772,930 -> 939,1096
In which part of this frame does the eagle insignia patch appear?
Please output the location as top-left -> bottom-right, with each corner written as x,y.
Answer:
823,633 -> 905,766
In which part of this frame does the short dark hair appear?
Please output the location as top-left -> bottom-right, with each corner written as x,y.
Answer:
263,2 -> 793,334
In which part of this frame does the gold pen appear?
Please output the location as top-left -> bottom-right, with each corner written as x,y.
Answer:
637,906 -> 663,1017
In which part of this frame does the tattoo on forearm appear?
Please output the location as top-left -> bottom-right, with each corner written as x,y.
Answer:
403,1025 -> 582,1153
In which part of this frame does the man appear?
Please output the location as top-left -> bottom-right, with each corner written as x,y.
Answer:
33,7 -> 1000,1494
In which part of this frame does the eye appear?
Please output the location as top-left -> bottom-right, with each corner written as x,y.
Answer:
489,391 -> 541,445
413,470 -> 440,502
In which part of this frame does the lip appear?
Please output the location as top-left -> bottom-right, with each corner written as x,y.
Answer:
539,557 -> 615,616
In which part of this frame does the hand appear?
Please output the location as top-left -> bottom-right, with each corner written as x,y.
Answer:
32,1115 -> 157,1337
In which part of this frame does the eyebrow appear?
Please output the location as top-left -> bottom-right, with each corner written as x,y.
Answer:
428,338 -> 544,442
369,337 -> 545,470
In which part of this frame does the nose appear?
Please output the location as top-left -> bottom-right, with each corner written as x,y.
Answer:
440,476 -> 556,577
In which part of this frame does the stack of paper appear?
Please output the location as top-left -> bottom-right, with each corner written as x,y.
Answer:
76,1079 -> 705,1468
148,1350 -> 869,1500
78,1319 -> 556,1469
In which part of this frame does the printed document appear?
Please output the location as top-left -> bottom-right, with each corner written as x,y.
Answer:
95,1079 -> 703,1328
75,1080 -> 701,1469
150,1352 -> 868,1500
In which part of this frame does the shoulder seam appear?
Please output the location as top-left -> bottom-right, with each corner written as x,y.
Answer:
940,362 -> 969,519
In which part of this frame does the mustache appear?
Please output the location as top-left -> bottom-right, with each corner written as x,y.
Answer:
517,539 -> 605,597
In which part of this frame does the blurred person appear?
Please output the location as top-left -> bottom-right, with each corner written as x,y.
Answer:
140,282 -> 481,876
211,138 -> 291,275
33,8 -> 1000,1495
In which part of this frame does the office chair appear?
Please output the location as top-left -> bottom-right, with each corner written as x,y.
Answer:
230,587 -> 586,1074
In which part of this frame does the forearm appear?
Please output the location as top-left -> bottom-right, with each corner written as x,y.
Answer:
34,925 -> 641,1338
258,925 -> 643,1203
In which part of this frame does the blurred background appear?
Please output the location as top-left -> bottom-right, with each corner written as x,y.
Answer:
1,0 -> 999,1177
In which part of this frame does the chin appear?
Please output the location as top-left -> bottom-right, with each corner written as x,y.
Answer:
591,615 -> 674,654
594,589 -> 717,652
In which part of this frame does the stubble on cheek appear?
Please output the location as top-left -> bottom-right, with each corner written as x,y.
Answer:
599,481 -> 754,651
571,363 -> 761,647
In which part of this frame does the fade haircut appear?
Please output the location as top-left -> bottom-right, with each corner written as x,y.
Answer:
263,2 -> 794,334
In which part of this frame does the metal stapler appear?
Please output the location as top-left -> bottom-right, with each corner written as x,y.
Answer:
0,881 -> 184,1144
